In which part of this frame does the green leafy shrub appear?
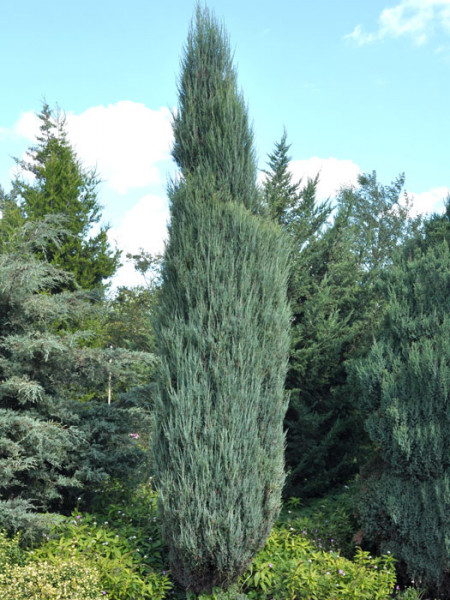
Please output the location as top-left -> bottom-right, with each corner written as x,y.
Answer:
96,479 -> 168,571
34,485 -> 172,600
282,488 -> 358,558
0,532 -> 84,598
396,588 -> 427,599
238,523 -> 396,599
0,530 -> 27,568
197,586 -> 250,600
0,554 -> 105,600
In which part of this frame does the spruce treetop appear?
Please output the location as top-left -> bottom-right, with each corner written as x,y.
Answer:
7,103 -> 120,290
263,130 -> 300,224
262,131 -> 330,246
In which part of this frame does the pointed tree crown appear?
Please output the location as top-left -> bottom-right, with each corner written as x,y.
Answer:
8,103 -> 120,290
171,6 -> 258,211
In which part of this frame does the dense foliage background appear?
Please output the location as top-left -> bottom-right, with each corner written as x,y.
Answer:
0,5 -> 448,599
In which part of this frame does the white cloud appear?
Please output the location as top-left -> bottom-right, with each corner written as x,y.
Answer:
13,110 -> 41,139
407,185 -> 449,215
12,101 -> 174,194
345,24 -> 379,46
65,102 -> 173,193
6,111 -> 41,182
109,193 -> 169,288
345,0 -> 450,46
287,156 -> 361,201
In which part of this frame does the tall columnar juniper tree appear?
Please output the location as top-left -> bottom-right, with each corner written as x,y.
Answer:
355,232 -> 449,595
153,7 -> 291,594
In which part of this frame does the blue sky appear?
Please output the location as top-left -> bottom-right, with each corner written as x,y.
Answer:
1,0 -> 449,286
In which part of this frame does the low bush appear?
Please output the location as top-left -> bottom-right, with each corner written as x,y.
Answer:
396,588 -> 426,599
4,482 -> 423,600
0,530 -> 27,569
282,488 -> 358,559
0,531 -> 105,599
33,482 -> 172,600
0,557 -> 106,600
196,586 -> 250,600
238,523 -> 396,599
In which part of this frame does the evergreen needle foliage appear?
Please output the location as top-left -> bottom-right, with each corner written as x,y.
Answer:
0,219 -> 153,541
154,176 -> 290,594
263,160 -> 416,499
355,234 -> 450,596
1,103 -> 120,290
171,6 -> 259,212
154,7 -> 290,594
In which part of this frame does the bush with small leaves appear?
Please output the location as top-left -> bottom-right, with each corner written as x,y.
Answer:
95,480 -> 169,572
34,485 -> 172,600
282,488 -> 358,559
0,556 -> 105,600
196,586 -> 250,600
396,587 -> 439,600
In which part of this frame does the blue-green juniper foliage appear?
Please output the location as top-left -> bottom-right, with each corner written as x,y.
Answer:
153,6 -> 291,594
356,224 -> 450,595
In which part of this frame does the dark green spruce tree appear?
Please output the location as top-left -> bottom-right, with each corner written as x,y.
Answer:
355,217 -> 449,596
262,130 -> 329,241
262,134 -> 361,498
4,103 -> 120,289
0,186 -> 23,249
153,7 -> 290,594
263,152 -> 416,498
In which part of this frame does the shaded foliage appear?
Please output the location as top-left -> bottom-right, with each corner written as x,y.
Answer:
355,228 -> 449,596
262,142 -> 417,498
0,219 -> 153,541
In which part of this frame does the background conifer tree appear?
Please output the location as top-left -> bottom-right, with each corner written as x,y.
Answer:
0,219 -> 153,541
355,227 -> 449,596
263,149 -> 417,498
153,7 -> 290,594
3,103 -> 120,290
289,173 -> 415,498
262,130 -> 328,240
